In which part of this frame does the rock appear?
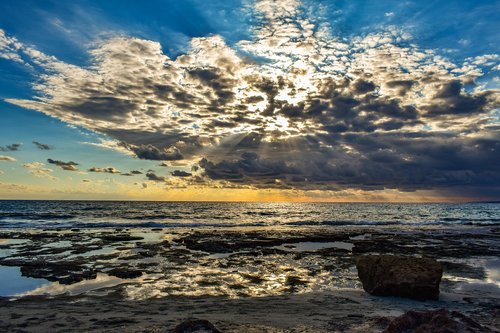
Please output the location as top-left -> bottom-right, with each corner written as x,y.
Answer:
171,319 -> 222,333
356,255 -> 442,300
100,234 -> 144,242
382,309 -> 492,333
14,260 -> 97,285
107,268 -> 142,279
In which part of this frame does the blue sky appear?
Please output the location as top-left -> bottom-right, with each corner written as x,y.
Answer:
0,0 -> 499,201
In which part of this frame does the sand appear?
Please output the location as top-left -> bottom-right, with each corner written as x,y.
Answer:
0,288 -> 498,332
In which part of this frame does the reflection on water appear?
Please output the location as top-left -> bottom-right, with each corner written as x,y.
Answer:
123,262 -> 358,300
1,224 -> 499,301
484,257 -> 500,285
121,249 -> 361,300
18,273 -> 131,297
0,266 -> 49,296
444,257 -> 500,297
0,266 -> 135,298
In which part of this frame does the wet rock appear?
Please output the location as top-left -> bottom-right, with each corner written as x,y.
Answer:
15,261 -> 97,285
285,275 -> 307,292
171,319 -> 222,333
382,309 -> 492,333
107,268 -> 142,279
100,234 -> 144,242
176,231 -> 348,254
58,270 -> 97,285
241,273 -> 265,284
356,255 -> 442,300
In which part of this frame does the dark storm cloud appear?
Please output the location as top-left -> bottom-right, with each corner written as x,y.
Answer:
188,68 -> 236,105
423,80 -> 493,116
121,170 -> 143,176
200,152 -> 298,181
62,96 -> 136,123
47,158 -> 79,171
171,170 -> 192,177
0,143 -> 21,151
198,131 -> 500,195
32,141 -> 52,150
145,172 -> 167,182
88,167 -> 121,174
120,143 -> 183,161
353,80 -> 376,94
385,80 -> 415,96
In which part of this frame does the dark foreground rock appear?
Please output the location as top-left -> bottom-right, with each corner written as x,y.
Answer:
107,268 -> 143,279
356,255 -> 443,300
171,319 -> 222,333
382,309 -> 494,333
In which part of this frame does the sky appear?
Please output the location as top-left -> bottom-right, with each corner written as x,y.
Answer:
0,0 -> 499,202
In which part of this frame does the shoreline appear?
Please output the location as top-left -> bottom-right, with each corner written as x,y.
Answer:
0,224 -> 499,331
1,288 -> 498,332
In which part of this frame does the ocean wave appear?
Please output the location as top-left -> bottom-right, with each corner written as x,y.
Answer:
0,201 -> 498,229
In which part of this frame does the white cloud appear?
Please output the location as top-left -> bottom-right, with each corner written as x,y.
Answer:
23,162 -> 45,169
0,155 -> 16,162
23,162 -> 57,180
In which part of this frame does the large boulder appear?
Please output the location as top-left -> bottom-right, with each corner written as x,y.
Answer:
356,255 -> 442,300
382,309 -> 493,333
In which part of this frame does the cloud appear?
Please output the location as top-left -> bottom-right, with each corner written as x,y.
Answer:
32,141 -> 52,150
121,170 -> 143,176
0,143 -> 21,152
0,29 -> 24,63
1,0 -> 499,198
145,172 -> 168,182
197,134 -> 500,194
47,158 -> 79,171
120,143 -> 184,161
88,166 -> 121,174
171,170 -> 192,177
0,156 -> 16,161
0,183 -> 28,192
23,162 -> 45,169
23,162 -> 56,180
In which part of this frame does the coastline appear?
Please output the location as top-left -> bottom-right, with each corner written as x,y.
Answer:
0,224 -> 499,331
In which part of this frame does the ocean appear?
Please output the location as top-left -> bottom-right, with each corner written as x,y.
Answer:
0,200 -> 498,303
1,200 -> 499,229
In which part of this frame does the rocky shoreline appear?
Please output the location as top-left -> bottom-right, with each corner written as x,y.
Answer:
0,225 -> 499,331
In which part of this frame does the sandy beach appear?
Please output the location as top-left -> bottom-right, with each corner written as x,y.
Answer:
1,288 -> 498,332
